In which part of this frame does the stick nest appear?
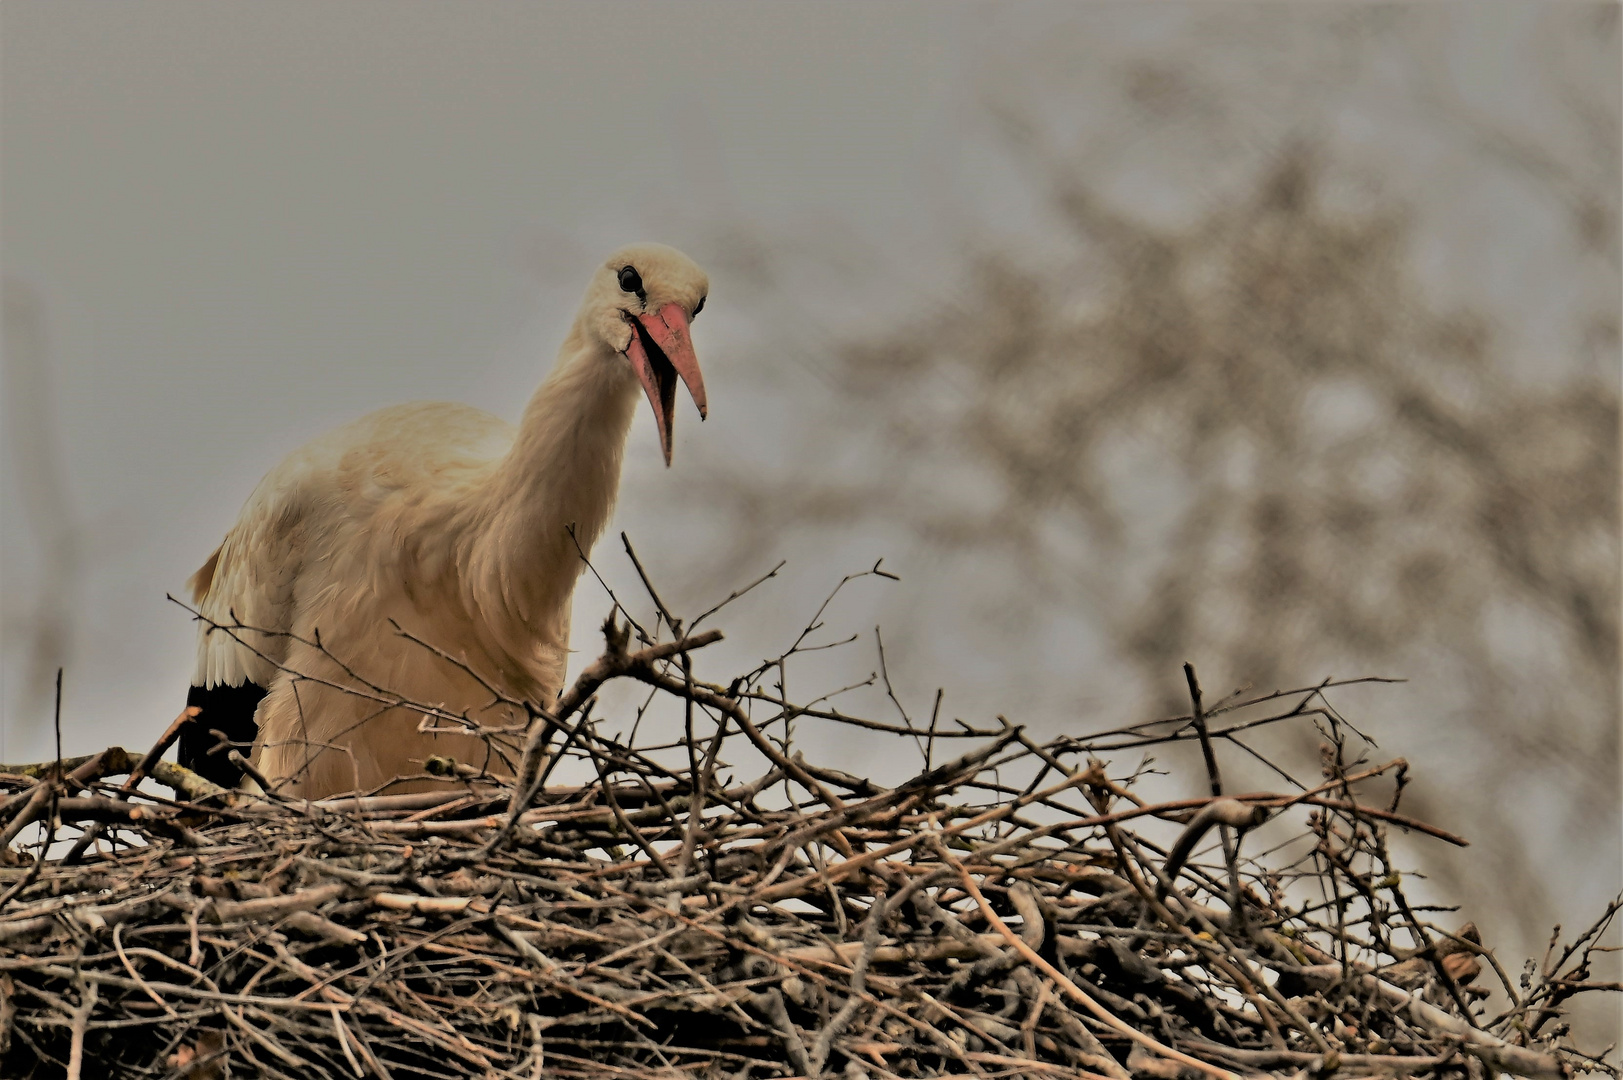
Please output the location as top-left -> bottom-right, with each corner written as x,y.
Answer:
1,604 -> 1618,1080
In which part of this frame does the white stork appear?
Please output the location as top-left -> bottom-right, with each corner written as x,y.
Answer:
180,244 -> 708,798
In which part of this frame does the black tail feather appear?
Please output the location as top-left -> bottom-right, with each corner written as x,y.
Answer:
180,683 -> 267,790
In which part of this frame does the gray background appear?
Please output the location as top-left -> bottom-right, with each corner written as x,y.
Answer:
4,0 -> 1618,1042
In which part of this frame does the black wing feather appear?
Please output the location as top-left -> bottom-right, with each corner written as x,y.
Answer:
179,683 -> 267,790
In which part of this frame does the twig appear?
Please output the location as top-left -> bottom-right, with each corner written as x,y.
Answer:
64,974 -> 96,1080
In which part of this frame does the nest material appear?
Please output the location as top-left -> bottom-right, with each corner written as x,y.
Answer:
0,619 -> 1617,1080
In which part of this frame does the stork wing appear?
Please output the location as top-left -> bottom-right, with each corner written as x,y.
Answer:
190,459 -> 313,690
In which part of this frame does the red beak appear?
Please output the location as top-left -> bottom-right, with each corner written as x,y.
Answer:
624,302 -> 707,466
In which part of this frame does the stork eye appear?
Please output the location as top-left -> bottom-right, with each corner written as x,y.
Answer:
692,295 -> 705,318
618,266 -> 643,294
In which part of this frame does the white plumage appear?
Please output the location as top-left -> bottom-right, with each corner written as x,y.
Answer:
184,243 -> 708,798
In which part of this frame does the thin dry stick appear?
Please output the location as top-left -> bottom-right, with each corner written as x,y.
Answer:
64,975 -> 97,1080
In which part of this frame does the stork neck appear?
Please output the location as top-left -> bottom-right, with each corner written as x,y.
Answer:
480,324 -> 641,616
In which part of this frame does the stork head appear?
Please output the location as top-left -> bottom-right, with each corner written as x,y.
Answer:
583,243 -> 709,466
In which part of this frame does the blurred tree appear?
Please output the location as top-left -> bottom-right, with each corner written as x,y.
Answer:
659,2 -> 1619,1025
